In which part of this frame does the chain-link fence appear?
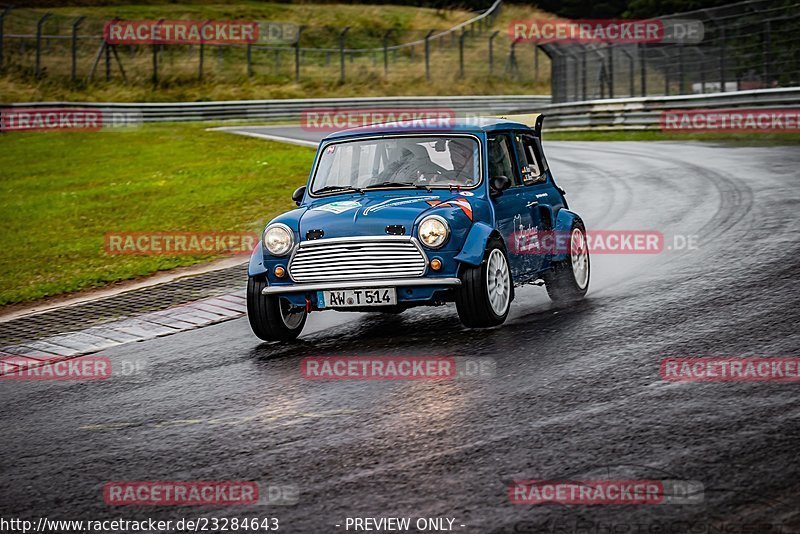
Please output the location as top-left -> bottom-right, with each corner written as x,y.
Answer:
542,0 -> 800,103
0,1 -> 555,93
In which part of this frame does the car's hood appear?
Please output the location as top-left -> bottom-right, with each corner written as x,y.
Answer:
299,190 -> 476,239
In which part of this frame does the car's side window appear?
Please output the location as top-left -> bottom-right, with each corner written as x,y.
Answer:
487,134 -> 522,187
514,134 -> 546,185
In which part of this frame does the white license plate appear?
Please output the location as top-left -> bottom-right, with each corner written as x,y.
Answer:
322,288 -> 397,308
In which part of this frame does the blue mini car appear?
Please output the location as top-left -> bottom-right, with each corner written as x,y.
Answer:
247,115 -> 589,341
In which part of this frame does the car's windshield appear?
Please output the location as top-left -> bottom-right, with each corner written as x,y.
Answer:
311,135 -> 480,194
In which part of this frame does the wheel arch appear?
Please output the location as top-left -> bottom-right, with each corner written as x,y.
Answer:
551,208 -> 584,263
248,240 -> 269,277
454,222 -> 506,267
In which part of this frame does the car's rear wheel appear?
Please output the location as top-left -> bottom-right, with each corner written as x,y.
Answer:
544,221 -> 590,305
247,277 -> 307,341
455,238 -> 512,328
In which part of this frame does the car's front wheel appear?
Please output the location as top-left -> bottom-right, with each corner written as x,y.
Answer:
247,277 -> 307,341
455,238 -> 512,328
544,221 -> 590,305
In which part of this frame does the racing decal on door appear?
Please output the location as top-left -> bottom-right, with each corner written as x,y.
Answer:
362,196 -> 440,215
425,197 -> 473,221
508,213 -> 540,254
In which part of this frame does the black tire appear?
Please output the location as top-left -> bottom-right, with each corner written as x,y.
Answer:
247,277 -> 307,341
544,220 -> 590,305
455,237 -> 513,328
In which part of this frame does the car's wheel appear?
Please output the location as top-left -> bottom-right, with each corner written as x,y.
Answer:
455,237 -> 512,328
544,221 -> 590,305
247,277 -> 307,341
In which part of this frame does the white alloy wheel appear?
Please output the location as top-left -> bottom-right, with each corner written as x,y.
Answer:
486,248 -> 511,316
570,228 -> 589,290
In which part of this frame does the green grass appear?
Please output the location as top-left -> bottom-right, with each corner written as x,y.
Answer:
0,123 -> 315,306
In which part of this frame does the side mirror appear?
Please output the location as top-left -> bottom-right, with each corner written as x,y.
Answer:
489,175 -> 511,197
292,186 -> 306,205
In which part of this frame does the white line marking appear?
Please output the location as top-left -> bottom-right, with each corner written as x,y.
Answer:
209,127 -> 319,148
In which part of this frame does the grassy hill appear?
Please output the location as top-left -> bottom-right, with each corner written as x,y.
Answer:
0,2 -> 552,102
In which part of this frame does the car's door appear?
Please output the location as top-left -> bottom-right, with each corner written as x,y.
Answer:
487,132 -> 539,280
512,131 -> 563,274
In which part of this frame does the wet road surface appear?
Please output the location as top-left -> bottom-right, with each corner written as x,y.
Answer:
1,137 -> 799,533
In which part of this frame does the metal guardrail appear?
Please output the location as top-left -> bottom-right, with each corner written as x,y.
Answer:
540,87 -> 800,131
3,87 -> 798,130
1,95 -> 551,122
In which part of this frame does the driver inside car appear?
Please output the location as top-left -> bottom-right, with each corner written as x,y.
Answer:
372,143 -> 445,186
446,139 -> 475,185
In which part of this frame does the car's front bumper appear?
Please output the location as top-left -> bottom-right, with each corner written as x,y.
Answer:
261,277 -> 461,295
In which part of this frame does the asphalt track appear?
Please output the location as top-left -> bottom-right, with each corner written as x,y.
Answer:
1,132 -> 799,533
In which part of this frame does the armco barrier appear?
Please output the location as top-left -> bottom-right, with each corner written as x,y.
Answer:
541,87 -> 800,131
0,95 -> 550,123
3,88 -> 798,131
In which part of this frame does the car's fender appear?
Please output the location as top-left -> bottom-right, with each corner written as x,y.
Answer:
248,240 -> 268,277
551,208 -> 583,262
454,222 -> 501,266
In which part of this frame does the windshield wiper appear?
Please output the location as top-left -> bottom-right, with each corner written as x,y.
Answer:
314,185 -> 364,195
365,181 -> 432,192
365,181 -> 414,189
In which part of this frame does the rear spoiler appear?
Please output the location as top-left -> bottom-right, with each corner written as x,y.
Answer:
496,113 -> 545,137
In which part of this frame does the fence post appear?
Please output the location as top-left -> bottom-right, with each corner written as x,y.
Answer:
424,30 -> 435,80
71,16 -> 84,82
152,19 -> 164,87
459,28 -> 466,78
105,38 -> 111,81
295,26 -> 304,82
582,49 -> 587,100
508,39 -> 520,80
488,31 -> 499,73
246,43 -> 253,77
719,27 -> 726,92
639,43 -> 646,96
339,26 -> 350,83
762,20 -> 771,84
0,7 -> 12,72
35,13 -> 52,78
383,29 -> 393,77
607,45 -> 614,98
198,20 -> 210,81
678,44 -> 684,94
152,44 -> 159,86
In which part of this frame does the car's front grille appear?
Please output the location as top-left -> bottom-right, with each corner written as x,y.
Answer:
288,236 -> 428,283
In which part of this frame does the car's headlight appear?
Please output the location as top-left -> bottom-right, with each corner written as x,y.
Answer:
263,223 -> 294,256
418,215 -> 449,249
